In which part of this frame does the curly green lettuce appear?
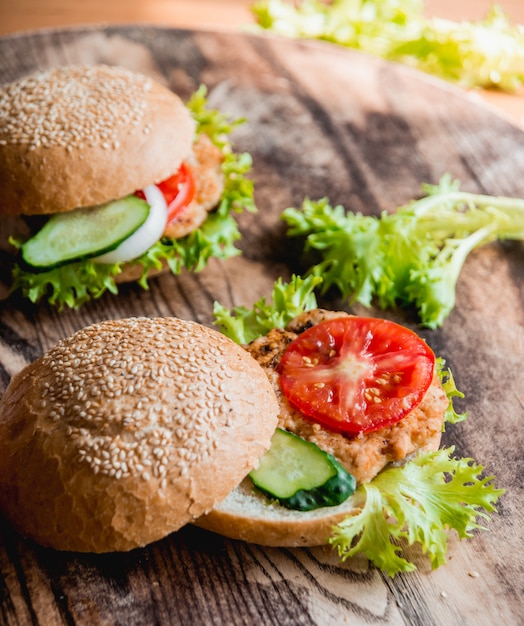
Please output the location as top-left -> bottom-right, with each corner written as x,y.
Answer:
282,175 -> 524,328
329,447 -> 505,576
213,274 -> 321,344
213,276 -> 505,576
436,357 -> 467,427
10,86 -> 255,310
252,1 -> 524,91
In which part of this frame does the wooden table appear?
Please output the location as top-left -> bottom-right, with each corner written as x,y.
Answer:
0,3 -> 523,626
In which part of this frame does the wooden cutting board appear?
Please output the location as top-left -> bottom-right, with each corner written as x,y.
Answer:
0,26 -> 523,626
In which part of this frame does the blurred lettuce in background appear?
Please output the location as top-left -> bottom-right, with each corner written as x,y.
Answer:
252,0 -> 524,91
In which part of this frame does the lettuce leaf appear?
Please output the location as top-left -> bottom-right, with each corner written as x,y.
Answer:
9,86 -> 255,310
252,1 -> 524,91
329,447 -> 505,576
10,259 -> 122,310
436,357 -> 467,427
213,274 -> 321,344
282,175 -> 524,328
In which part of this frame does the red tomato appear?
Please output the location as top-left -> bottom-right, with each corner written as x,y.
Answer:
136,163 -> 196,223
157,163 -> 196,223
278,316 -> 435,435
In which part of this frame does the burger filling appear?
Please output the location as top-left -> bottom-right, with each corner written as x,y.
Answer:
94,133 -> 224,264
18,132 -> 225,269
245,309 -> 448,485
135,133 -> 224,242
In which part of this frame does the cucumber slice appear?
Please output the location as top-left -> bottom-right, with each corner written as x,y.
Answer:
21,196 -> 150,270
249,428 -> 356,511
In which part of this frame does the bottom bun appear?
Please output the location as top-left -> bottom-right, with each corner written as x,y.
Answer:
195,478 -> 359,548
196,433 -> 443,548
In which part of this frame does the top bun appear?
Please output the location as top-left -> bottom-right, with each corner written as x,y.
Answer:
0,317 -> 279,553
0,65 -> 195,216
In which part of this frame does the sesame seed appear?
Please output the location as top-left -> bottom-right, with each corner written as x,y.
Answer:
0,65 -> 152,150
32,317 -> 248,482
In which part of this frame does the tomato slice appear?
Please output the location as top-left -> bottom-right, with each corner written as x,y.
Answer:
157,163 -> 196,223
278,316 -> 435,436
135,163 -> 196,223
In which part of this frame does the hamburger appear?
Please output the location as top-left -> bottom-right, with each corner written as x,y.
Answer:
0,64 -> 254,309
0,316 -> 279,553
0,281 -> 504,573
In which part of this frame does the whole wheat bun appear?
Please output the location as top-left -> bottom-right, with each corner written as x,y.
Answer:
0,64 -> 195,216
0,317 -> 279,553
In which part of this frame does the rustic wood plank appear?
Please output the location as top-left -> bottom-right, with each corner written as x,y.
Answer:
0,26 -> 522,626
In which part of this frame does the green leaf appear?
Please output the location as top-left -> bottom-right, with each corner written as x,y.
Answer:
329,446 -> 505,576
10,259 -> 121,310
213,274 -> 322,344
436,357 -> 467,426
283,199 -> 387,307
187,85 -> 256,218
252,1 -> 524,91
282,176 -> 524,327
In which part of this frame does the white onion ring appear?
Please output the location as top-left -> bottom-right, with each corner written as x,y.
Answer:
93,185 -> 168,264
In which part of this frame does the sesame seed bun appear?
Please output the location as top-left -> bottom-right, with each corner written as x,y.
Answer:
0,65 -> 195,216
0,317 -> 279,553
195,477 -> 361,547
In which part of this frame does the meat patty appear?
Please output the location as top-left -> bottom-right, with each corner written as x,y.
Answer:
244,309 -> 448,485
163,133 -> 224,239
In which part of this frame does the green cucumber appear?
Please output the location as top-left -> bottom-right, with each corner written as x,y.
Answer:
21,196 -> 150,270
249,428 -> 356,511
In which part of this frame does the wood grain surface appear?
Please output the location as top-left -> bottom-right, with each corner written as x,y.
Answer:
0,26 -> 523,626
